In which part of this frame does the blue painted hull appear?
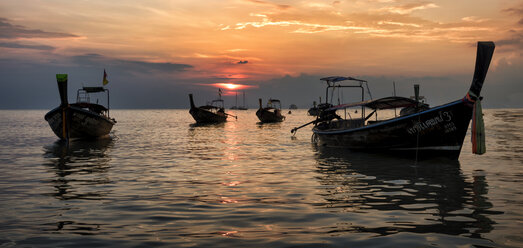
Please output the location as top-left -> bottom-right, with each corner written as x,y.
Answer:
312,100 -> 473,160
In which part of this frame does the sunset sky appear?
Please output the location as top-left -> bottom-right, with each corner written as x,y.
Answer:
1,0 -> 522,108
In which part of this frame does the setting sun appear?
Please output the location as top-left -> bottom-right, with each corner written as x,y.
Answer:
212,83 -> 252,90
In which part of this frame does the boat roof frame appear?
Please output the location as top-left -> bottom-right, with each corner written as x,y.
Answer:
76,86 -> 111,116
267,98 -> 282,109
326,96 -> 419,111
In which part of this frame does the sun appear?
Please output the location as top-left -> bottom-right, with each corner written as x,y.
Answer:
224,83 -> 241,90
214,83 -> 242,90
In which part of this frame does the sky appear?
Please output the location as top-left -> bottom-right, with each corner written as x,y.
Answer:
0,0 -> 522,109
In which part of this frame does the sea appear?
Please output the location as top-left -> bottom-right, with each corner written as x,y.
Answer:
0,109 -> 521,247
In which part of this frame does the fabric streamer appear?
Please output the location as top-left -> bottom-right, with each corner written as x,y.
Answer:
469,91 -> 486,154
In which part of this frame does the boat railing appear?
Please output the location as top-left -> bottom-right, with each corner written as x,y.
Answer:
76,87 -> 111,118
267,99 -> 282,110
318,118 -> 365,130
210,99 -> 225,109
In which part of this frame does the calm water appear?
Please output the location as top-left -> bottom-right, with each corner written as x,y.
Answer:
0,109 -> 522,247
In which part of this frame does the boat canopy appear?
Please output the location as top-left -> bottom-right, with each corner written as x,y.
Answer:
82,87 -> 106,93
327,96 -> 419,111
320,76 -> 367,83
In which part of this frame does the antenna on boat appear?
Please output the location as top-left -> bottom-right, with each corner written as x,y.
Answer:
393,81 -> 397,117
414,84 -> 420,102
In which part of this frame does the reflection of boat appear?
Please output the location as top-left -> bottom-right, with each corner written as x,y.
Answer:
230,91 -> 248,110
189,92 -> 236,124
43,138 -> 113,200
45,74 -> 116,140
292,42 -> 495,160
42,138 -> 113,233
256,98 -> 285,123
314,147 -> 499,241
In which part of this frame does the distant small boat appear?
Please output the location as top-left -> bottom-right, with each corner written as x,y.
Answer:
292,41 -> 495,160
189,92 -> 236,124
230,91 -> 248,110
45,74 -> 116,140
256,98 -> 285,123
289,104 -> 298,109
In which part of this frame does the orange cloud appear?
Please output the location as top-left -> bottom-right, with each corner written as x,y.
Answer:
244,0 -> 291,10
378,2 -> 439,14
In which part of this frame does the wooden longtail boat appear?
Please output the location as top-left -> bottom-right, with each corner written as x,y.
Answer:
256,98 -> 285,123
292,41 -> 495,160
45,74 -> 116,140
189,93 -> 236,124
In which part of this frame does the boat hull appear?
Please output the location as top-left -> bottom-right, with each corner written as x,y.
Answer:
312,100 -> 473,160
45,106 -> 115,140
190,107 -> 227,124
256,108 -> 284,123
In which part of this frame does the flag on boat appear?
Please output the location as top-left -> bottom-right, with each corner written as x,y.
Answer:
219,88 -> 222,97
103,69 -> 109,85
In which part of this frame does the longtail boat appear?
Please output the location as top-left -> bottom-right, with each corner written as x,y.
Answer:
45,74 -> 116,140
256,98 -> 285,123
291,41 -> 494,160
189,92 -> 236,124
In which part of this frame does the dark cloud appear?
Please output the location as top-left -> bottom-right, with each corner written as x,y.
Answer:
70,53 -> 193,72
0,50 -> 521,109
502,4 -> 523,25
502,5 -> 523,16
0,41 -> 54,50
0,17 -> 78,39
245,0 -> 291,10
495,31 -> 523,51
237,60 -> 248,64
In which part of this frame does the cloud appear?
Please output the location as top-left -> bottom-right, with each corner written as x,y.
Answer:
244,0 -> 291,10
377,21 -> 421,27
222,16 -> 375,34
378,2 -> 439,14
0,17 -> 78,39
496,32 -> 523,50
502,4 -> 523,15
237,60 -> 248,64
502,3 -> 523,25
70,53 -> 193,72
0,41 -> 54,50
221,11 -> 495,43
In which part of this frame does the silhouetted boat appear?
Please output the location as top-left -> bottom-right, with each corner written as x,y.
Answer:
256,98 -> 285,123
45,74 -> 116,140
292,41 -> 495,160
189,93 -> 236,124
289,104 -> 298,109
